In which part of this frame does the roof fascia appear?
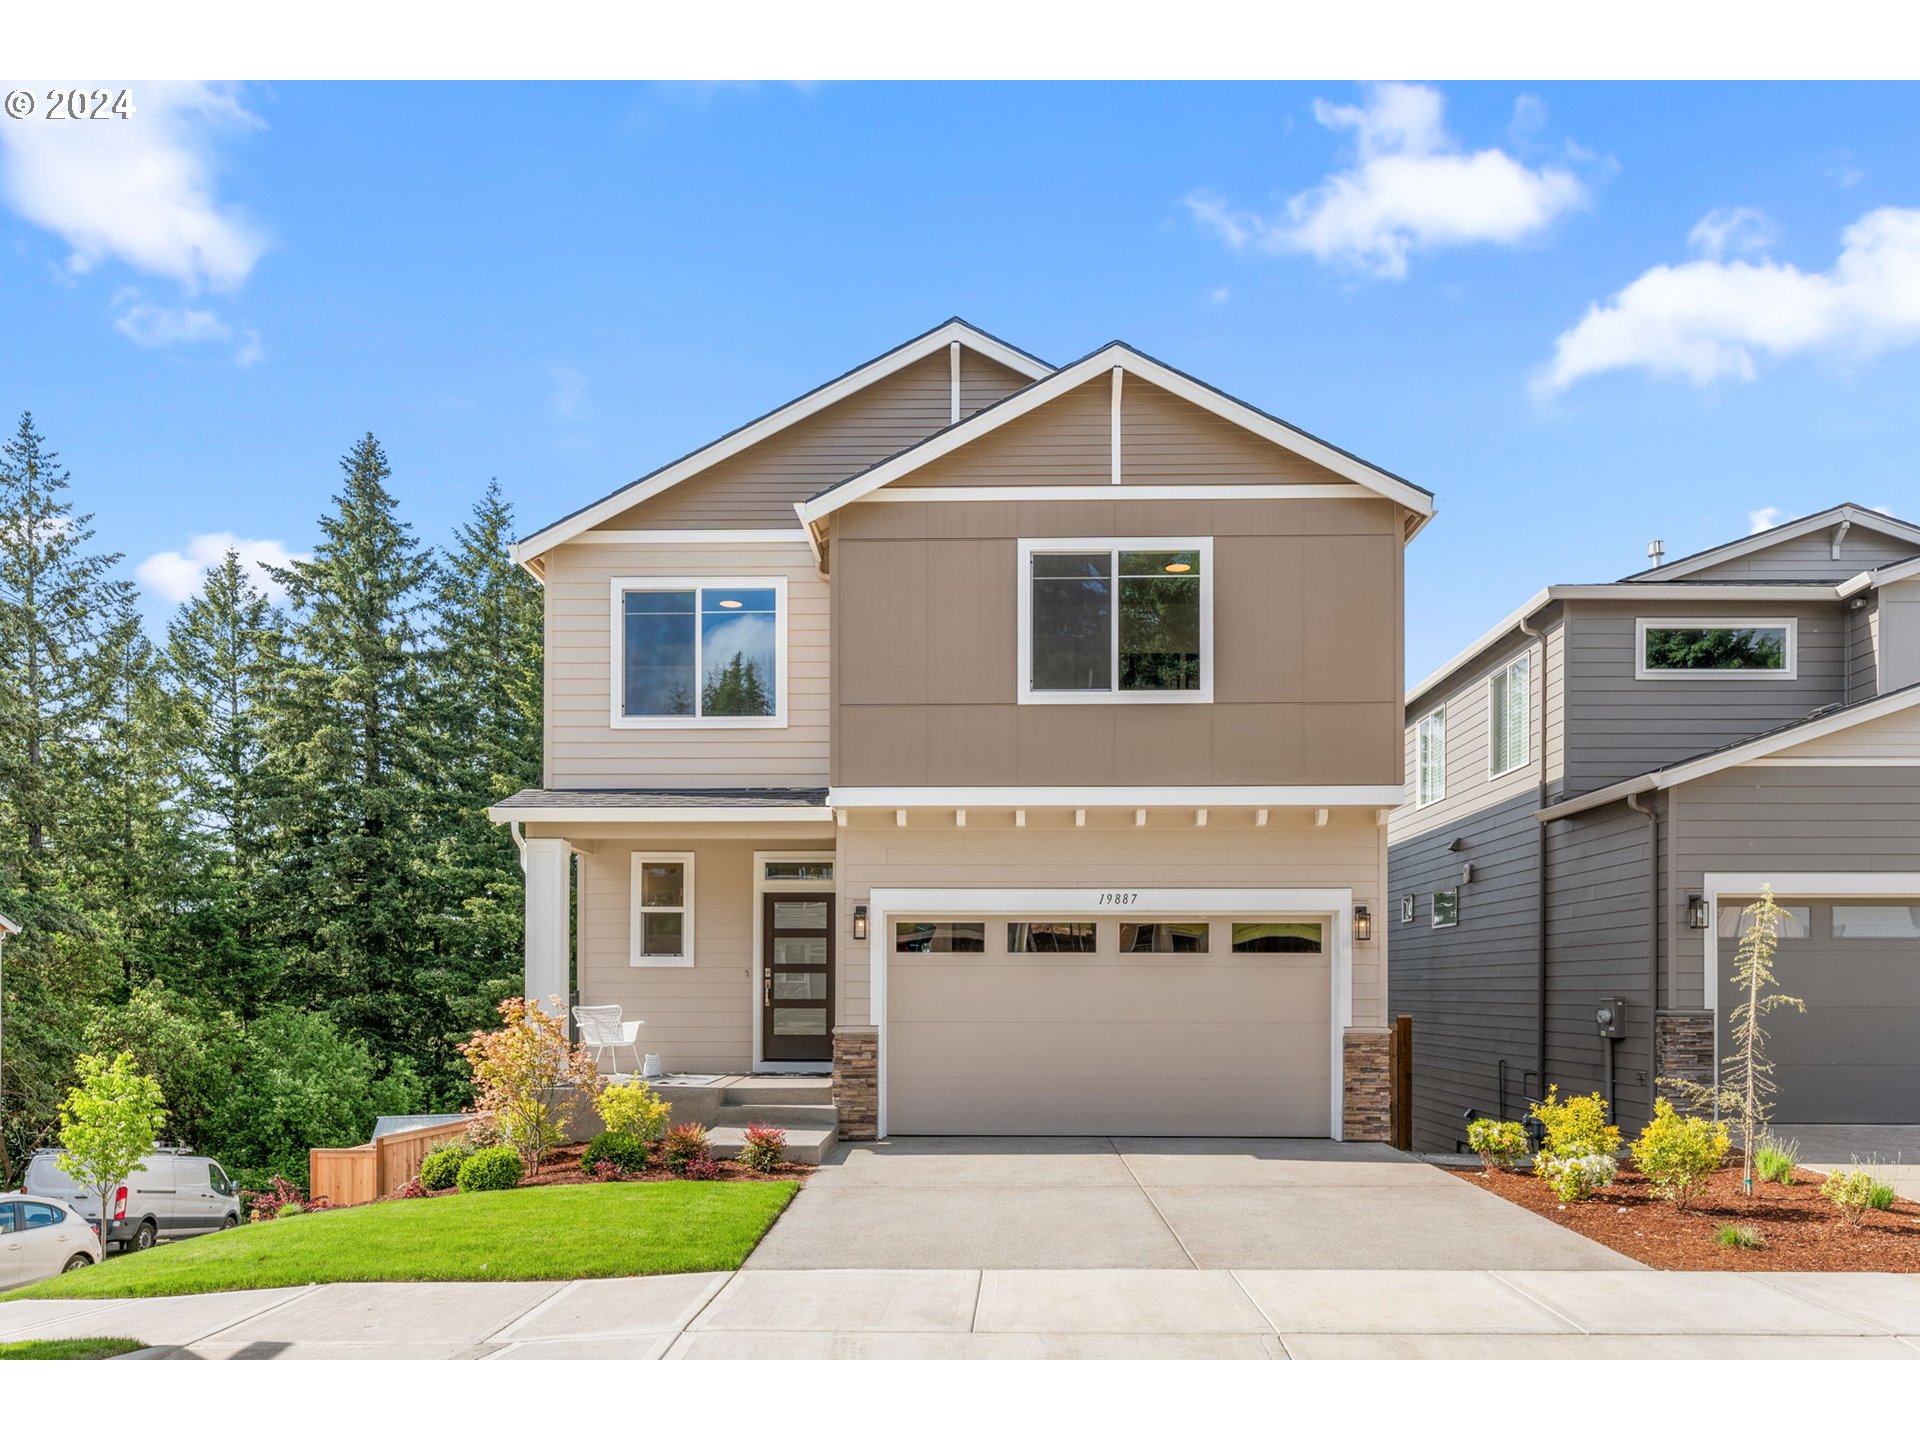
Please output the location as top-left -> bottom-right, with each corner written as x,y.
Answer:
1620,505 -> 1920,582
1839,554 -> 1920,598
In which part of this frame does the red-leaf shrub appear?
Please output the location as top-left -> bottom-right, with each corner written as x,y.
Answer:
393,1179 -> 429,1199
684,1154 -> 723,1181
591,1160 -> 624,1182
739,1123 -> 787,1173
660,1122 -> 711,1175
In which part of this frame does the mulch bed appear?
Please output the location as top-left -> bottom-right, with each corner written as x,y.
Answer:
517,1141 -> 812,1188
1459,1160 -> 1920,1271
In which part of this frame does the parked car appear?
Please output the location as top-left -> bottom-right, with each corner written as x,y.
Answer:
21,1148 -> 243,1253
0,1193 -> 102,1290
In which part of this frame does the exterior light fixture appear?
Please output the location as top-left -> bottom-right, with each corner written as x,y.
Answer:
1687,895 -> 1709,930
1353,904 -> 1372,943
1163,561 -> 1192,573
1460,862 -> 1474,886
852,904 -> 869,941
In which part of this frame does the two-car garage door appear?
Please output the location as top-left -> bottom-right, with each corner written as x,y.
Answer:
886,914 -> 1334,1136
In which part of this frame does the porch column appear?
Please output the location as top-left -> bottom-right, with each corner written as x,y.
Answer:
523,837 -> 572,1012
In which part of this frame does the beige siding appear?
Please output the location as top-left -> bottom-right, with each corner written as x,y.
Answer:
603,348 -> 1031,529
541,540 -> 829,788
1770,703 -> 1920,760
896,374 -> 1110,487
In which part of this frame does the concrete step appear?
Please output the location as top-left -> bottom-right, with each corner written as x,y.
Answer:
715,1102 -> 840,1129
708,1123 -> 838,1166
718,1077 -> 833,1107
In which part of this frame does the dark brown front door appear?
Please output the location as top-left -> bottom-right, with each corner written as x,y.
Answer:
762,892 -> 834,1063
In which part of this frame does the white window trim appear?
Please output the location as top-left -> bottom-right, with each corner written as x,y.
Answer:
1487,654 -> 1532,781
1431,888 -> 1459,929
630,852 -> 695,968
1634,616 -> 1798,681
1415,706 -> 1447,808
608,575 -> 789,729
1015,537 -> 1213,705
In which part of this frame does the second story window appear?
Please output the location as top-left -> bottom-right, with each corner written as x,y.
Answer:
1489,653 -> 1531,778
611,577 -> 785,727
1636,618 -> 1795,679
1018,538 -> 1212,703
1416,706 -> 1447,807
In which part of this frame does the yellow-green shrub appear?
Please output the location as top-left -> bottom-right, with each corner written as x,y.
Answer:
1465,1117 -> 1529,1171
595,1080 -> 672,1145
1629,1099 -> 1729,1209
1529,1087 -> 1620,1164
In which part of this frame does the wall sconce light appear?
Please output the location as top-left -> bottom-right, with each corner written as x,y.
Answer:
852,904 -> 869,941
1353,905 -> 1372,943
1687,895 -> 1708,930
1460,862 -> 1474,886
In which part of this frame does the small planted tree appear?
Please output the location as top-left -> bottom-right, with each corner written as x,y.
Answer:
56,1053 -> 168,1248
1661,885 -> 1804,1194
459,996 -> 603,1178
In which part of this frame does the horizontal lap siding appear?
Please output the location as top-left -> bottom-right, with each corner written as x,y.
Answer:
1680,528 -> 1920,582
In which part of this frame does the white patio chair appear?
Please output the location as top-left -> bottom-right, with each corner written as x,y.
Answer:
572,1004 -> 643,1077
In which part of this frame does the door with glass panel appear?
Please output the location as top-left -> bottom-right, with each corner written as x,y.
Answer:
763,893 -> 834,1062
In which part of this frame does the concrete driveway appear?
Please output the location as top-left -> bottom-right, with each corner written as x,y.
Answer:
1773,1126 -> 1920,1202
742,1137 -> 1637,1271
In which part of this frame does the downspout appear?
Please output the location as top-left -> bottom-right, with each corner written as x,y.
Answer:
1520,616 -> 1549,1095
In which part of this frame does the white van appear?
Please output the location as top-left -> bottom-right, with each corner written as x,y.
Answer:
22,1149 -> 243,1252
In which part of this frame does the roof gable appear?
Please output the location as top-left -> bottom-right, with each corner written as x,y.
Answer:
1623,504 -> 1920,583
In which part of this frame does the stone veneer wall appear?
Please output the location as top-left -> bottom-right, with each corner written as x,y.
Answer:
1655,1011 -> 1715,1114
832,1025 -> 878,1140
1342,1027 -> 1391,1141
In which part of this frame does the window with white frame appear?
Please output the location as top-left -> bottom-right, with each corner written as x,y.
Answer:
1399,893 -> 1415,924
1431,888 -> 1459,928
631,854 -> 693,966
1489,654 -> 1531,778
1018,539 -> 1211,702
611,577 -> 786,726
1416,707 -> 1447,807
1636,618 -> 1795,679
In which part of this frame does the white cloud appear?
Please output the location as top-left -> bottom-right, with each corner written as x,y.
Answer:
1748,507 -> 1784,534
1207,286 -> 1231,305
0,82 -> 265,292
112,289 -> 230,348
1688,207 -> 1776,259
1187,83 -> 1588,280
1536,206 -> 1920,394
137,533 -> 306,605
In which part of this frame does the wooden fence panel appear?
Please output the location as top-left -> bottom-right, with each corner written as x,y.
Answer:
309,1147 -> 378,1207
375,1119 -> 473,1195
1389,1013 -> 1414,1151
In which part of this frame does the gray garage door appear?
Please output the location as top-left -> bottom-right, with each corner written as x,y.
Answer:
886,916 -> 1333,1136
1717,899 -> 1920,1124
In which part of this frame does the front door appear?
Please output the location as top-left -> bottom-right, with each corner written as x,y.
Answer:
762,892 -> 835,1062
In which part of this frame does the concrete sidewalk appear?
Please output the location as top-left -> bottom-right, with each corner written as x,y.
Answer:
5,1270 -> 1919,1359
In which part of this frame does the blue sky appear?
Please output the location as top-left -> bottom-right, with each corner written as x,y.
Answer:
2,80 -> 1917,682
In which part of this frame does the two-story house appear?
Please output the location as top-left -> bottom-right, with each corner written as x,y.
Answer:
1388,504 -> 1920,1152
490,318 -> 1433,1143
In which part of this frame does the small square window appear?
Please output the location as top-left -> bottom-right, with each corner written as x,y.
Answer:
1399,894 -> 1416,925
1432,889 -> 1459,928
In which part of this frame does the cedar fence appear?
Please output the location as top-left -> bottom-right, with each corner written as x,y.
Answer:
309,1117 -> 474,1207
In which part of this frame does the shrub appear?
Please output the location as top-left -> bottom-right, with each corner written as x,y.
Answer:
456,1144 -> 525,1193
1716,1223 -> 1764,1249
393,1179 -> 429,1200
660,1122 -> 711,1176
590,1161 -> 623,1182
684,1154 -> 723,1181
1868,1182 -> 1899,1212
596,1080 -> 672,1145
1820,1168 -> 1881,1226
739,1123 -> 787,1173
1465,1118 -> 1529,1171
1754,1137 -> 1799,1184
419,1141 -> 475,1192
1529,1087 -> 1621,1167
276,1202 -> 305,1219
459,997 -> 604,1179
1629,1099 -> 1730,1210
1536,1151 -> 1619,1202
242,1175 -> 308,1221
581,1131 -> 649,1175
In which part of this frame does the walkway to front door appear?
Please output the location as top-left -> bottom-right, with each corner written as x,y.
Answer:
743,1137 -> 1636,1271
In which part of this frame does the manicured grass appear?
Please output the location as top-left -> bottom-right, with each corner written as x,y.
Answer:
0,1337 -> 147,1360
4,1181 -> 798,1301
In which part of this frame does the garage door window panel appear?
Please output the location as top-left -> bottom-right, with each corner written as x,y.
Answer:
1718,903 -> 1811,939
895,921 -> 987,953
1119,922 -> 1210,953
1231,922 -> 1324,953
1833,904 -> 1920,939
1009,922 -> 1098,953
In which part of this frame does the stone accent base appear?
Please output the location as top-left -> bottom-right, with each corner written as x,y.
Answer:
1656,1011 -> 1715,1114
832,1026 -> 879,1140
1343,1028 -> 1392,1141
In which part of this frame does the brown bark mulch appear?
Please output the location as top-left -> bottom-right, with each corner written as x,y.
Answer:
516,1141 -> 813,1188
1458,1161 -> 1920,1271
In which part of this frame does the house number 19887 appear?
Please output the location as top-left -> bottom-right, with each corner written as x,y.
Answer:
1096,892 -> 1139,906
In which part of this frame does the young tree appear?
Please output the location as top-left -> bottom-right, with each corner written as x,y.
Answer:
56,1051 -> 167,1251
460,997 -> 602,1178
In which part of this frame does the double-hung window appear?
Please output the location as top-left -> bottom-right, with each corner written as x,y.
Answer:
1018,538 -> 1212,702
1416,707 -> 1447,807
1636,618 -> 1795,679
1488,654 -> 1531,778
631,854 -> 693,967
611,576 -> 786,727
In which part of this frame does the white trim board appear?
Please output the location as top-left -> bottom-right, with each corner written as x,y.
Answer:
1700,872 -> 1920,1011
848,483 -> 1373,503
828,785 -> 1406,809
864,885 -> 1355,1140
485,805 -> 832,825
564,529 -> 812,545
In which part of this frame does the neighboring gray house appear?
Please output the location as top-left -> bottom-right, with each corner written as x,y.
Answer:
1388,504 -> 1920,1152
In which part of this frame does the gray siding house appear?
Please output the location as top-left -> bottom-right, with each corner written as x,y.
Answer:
1388,504 -> 1920,1153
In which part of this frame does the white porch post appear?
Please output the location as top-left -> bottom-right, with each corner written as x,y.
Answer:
523,837 -> 572,1013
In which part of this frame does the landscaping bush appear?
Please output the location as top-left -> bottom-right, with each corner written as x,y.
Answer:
456,1144 -> 525,1193
393,1179 -> 429,1200
276,1202 -> 305,1219
1536,1152 -> 1618,1202
1529,1087 -> 1621,1165
1820,1168 -> 1881,1226
1868,1182 -> 1899,1212
596,1080 -> 672,1145
581,1131 -> 649,1175
1629,1099 -> 1730,1210
1464,1117 -> 1529,1171
660,1122 -> 711,1176
459,997 -> 603,1179
684,1154 -> 723,1181
590,1160 -> 623,1182
419,1141 -> 475,1192
739,1123 -> 787,1173
1716,1223 -> 1763,1249
1753,1137 -> 1799,1184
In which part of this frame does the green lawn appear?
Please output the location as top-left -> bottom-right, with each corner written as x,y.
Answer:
0,1337 -> 147,1360
5,1181 -> 797,1301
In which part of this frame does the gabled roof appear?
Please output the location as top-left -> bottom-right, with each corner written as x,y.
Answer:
1838,552 -> 1920,598
509,319 -> 1052,568
1620,503 -> 1920,583
793,341 -> 1435,528
1536,681 -> 1920,822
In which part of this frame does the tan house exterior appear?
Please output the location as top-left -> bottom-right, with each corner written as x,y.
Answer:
492,319 -> 1434,1140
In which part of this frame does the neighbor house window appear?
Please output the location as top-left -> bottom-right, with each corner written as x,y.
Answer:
611,577 -> 785,726
1231,922 -> 1324,953
895,922 -> 986,953
1399,894 -> 1416,924
1431,888 -> 1459,928
631,854 -> 693,966
1119,922 -> 1210,953
1018,539 -> 1212,702
1718,903 -> 1811,940
1489,654 -> 1531,777
1416,708 -> 1447,807
1636,618 -> 1795,679
1008,922 -> 1098,952
1833,905 -> 1920,939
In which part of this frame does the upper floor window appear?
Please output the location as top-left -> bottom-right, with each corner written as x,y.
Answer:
611,577 -> 786,728
1416,707 -> 1447,807
1488,654 -> 1531,778
1017,538 -> 1212,704
1636,618 -> 1795,680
